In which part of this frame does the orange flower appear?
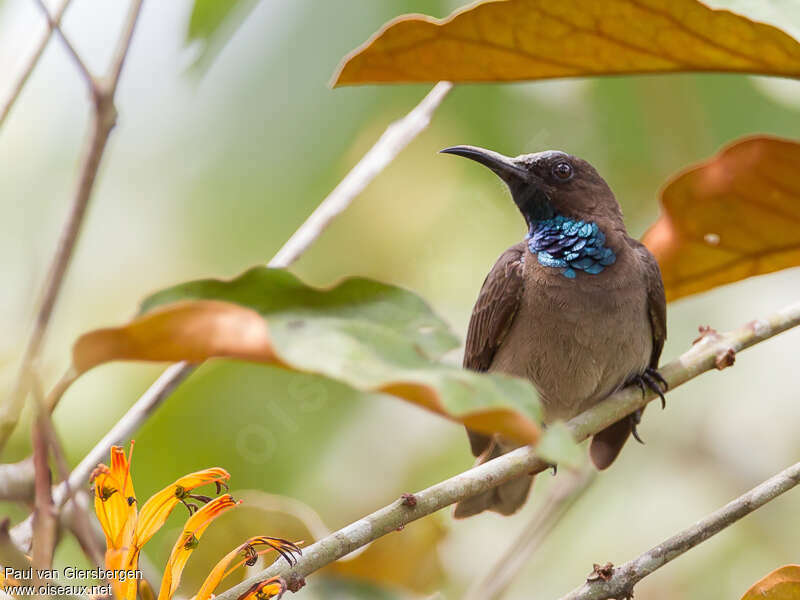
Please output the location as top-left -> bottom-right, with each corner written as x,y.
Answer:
92,443 -> 300,600
159,494 -> 239,600
194,536 -> 302,600
134,467 -> 230,551
91,443 -> 139,599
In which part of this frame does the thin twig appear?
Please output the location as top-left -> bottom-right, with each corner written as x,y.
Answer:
31,376 -> 104,568
106,0 -> 145,92
1,0 -> 145,454
211,300 -> 800,600
30,414 -> 57,579
0,458 -> 35,502
269,81 -> 452,267
32,0 -> 93,86
558,459 -> 800,600
0,0 -> 72,129
464,468 -> 595,600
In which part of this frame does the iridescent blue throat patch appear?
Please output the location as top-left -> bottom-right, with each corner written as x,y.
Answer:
527,215 -> 616,279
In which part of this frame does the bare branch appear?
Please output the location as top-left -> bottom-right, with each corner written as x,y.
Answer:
558,459 -> 800,600
0,0 -> 72,129
269,81 -> 452,268
0,458 -> 35,502
211,299 -> 800,600
32,0 -> 93,87
30,375 -> 104,568
1,0 -> 145,453
106,0 -> 145,92
2,107 -> 116,453
464,467 -> 595,600
30,414 -> 57,577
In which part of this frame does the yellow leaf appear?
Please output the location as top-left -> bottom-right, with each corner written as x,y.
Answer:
333,0 -> 800,85
741,564 -> 800,600
642,136 -> 800,302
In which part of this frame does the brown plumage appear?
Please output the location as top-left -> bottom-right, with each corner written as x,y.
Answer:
441,146 -> 667,518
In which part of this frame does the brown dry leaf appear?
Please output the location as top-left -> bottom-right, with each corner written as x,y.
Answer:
333,0 -> 800,85
72,300 -> 278,373
642,136 -> 800,302
740,564 -> 800,600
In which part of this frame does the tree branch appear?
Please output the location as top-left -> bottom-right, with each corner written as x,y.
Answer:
269,81 -> 452,268
558,459 -> 800,600
106,0 -> 145,93
30,375 -> 104,568
211,299 -> 800,600
32,0 -> 93,87
0,458 -> 35,502
30,415 -> 57,579
0,0 -> 73,129
1,0 -> 145,454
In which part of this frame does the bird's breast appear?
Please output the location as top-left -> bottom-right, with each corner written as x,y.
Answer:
488,251 -> 652,422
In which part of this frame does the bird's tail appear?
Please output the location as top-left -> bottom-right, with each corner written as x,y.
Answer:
589,412 -> 635,470
453,434 -> 534,519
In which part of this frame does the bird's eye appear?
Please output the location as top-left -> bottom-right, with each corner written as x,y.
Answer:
552,161 -> 573,181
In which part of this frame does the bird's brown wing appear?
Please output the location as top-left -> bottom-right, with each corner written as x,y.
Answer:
634,239 -> 667,368
463,242 -> 526,456
590,239 -> 666,470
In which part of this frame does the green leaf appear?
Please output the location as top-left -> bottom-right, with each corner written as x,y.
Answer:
186,0 -> 259,69
73,267 -> 542,444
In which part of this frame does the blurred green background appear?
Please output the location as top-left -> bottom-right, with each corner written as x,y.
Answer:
1,0 -> 800,598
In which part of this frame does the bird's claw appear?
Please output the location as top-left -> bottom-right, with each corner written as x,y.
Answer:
630,409 -> 644,445
631,369 -> 668,409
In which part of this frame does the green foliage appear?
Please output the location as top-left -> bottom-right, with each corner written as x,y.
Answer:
133,267 -> 543,441
187,0 -> 259,68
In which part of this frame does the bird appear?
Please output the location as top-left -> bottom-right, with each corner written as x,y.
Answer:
441,145 -> 667,518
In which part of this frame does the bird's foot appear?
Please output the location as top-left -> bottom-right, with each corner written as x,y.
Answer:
631,368 -> 668,409
630,409 -> 645,445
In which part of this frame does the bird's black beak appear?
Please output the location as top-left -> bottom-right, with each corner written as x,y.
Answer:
440,145 -> 527,187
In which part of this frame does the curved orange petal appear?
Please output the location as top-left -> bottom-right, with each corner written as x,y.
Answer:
237,578 -> 286,600
92,445 -> 137,552
134,468 -> 230,550
194,537 -> 302,600
158,494 -> 239,600
91,444 -> 139,600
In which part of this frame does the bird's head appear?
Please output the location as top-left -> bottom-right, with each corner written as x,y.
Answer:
440,145 -> 622,230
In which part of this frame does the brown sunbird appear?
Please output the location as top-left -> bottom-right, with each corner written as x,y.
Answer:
442,146 -> 667,518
